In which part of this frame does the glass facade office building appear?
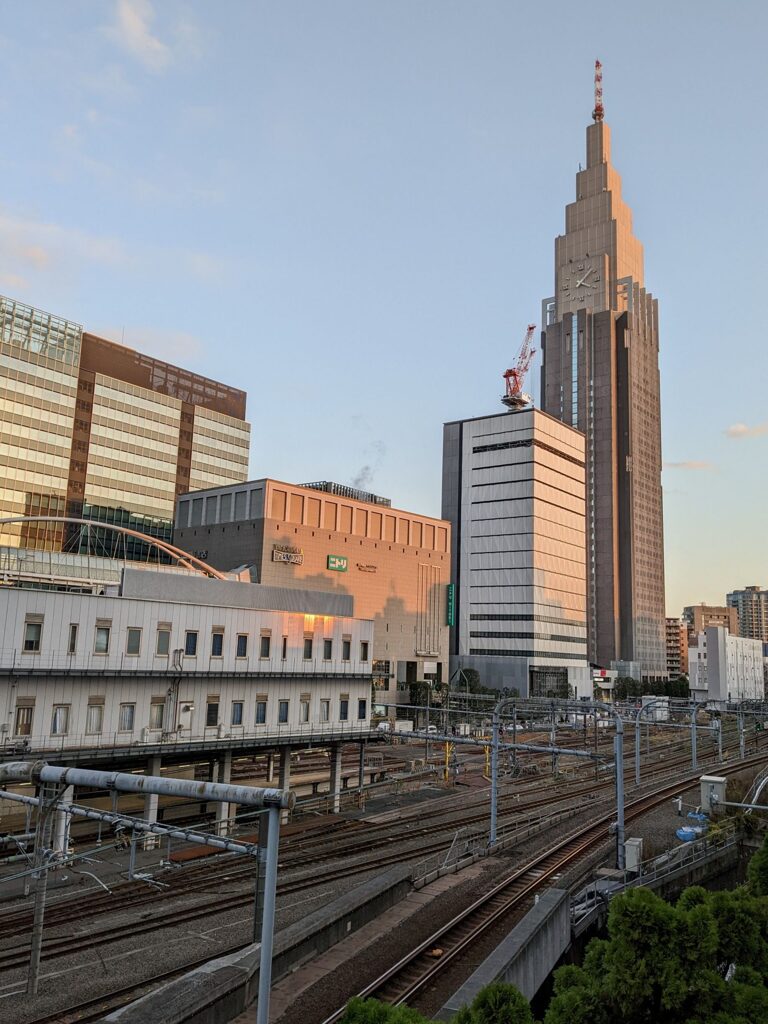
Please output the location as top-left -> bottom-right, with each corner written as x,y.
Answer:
0,294 -> 250,557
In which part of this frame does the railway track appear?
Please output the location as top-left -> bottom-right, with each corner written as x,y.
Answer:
0,744 -> 745,971
0,738 -> 724,941
10,747 -> 763,1024
0,752 -> 689,939
318,754 -> 768,1022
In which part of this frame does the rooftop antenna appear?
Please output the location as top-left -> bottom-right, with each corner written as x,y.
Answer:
592,59 -> 604,122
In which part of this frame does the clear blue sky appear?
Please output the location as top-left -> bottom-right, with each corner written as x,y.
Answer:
1,1 -> 766,615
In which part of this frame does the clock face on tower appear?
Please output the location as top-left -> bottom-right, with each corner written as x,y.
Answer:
560,257 -> 604,309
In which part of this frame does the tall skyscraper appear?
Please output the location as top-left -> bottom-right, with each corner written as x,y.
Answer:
0,294 -> 250,556
540,71 -> 666,679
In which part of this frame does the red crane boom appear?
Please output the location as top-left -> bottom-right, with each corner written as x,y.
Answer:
501,324 -> 536,410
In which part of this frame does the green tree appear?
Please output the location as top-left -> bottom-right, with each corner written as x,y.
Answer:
339,997 -> 429,1024
543,880 -> 768,1024
452,982 -> 534,1024
747,833 -> 768,897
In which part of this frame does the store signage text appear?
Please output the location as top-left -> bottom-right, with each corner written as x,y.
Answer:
327,555 -> 348,572
273,544 -> 304,565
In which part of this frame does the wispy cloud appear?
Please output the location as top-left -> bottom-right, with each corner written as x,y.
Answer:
0,206 -> 228,294
107,0 -> 170,73
663,461 -> 714,471
724,422 -> 768,440
0,272 -> 28,291
0,208 -> 127,276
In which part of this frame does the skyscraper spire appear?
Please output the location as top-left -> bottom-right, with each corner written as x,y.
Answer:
541,70 -> 666,680
592,59 -> 604,122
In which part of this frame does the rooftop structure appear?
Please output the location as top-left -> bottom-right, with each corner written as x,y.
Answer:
300,481 -> 391,507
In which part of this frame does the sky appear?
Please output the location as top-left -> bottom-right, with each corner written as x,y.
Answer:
0,0 -> 766,616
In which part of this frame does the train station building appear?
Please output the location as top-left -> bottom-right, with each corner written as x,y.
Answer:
174,479 -> 452,704
0,557 -> 380,825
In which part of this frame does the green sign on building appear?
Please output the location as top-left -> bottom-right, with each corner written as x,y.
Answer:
327,554 -> 348,572
446,583 -> 456,626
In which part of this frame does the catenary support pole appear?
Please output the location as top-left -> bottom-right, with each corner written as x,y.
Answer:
489,708 -> 500,846
27,783 -> 58,997
358,742 -> 365,794
52,785 -> 73,858
691,704 -> 698,772
278,748 -> 291,824
255,805 -> 281,1024
144,754 -> 161,848
215,749 -> 233,836
614,727 -> 625,871
329,744 -> 343,815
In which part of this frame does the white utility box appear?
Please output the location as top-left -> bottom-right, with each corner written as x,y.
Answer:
625,837 -> 644,874
700,775 -> 727,815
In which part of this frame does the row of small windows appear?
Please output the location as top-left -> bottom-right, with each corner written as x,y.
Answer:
14,696 -> 368,737
22,618 -> 369,663
469,630 -> 587,643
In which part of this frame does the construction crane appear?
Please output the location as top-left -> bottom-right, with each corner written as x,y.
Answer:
501,324 -> 536,411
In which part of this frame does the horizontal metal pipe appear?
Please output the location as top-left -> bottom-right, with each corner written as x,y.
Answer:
411,732 -> 597,758
0,761 -> 294,810
0,789 -> 260,856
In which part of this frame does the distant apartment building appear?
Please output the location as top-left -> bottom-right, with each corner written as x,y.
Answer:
0,294 -> 250,556
682,604 -> 738,646
441,406 -> 591,698
727,586 -> 768,643
688,626 -> 764,704
174,479 -> 451,701
665,617 -> 688,678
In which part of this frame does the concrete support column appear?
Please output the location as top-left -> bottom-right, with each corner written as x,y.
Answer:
267,752 -> 276,783
52,785 -> 74,858
143,755 -> 161,849
214,750 -> 234,836
278,748 -> 291,823
329,744 -> 343,815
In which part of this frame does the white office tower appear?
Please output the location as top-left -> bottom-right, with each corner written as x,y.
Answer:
442,407 -> 591,697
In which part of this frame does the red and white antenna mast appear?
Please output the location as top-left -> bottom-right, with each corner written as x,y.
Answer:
592,59 -> 604,122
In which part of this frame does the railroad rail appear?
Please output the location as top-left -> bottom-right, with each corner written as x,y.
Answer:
317,753 -> 768,1022
6,745 -> 762,1024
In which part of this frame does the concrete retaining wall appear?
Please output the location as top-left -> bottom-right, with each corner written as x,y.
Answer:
434,889 -> 570,1021
104,865 -> 412,1024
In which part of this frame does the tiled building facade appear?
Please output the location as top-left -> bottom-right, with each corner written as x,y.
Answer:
174,479 -> 451,700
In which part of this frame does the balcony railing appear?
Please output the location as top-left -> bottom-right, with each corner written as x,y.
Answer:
0,721 -> 379,758
0,648 -> 373,678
